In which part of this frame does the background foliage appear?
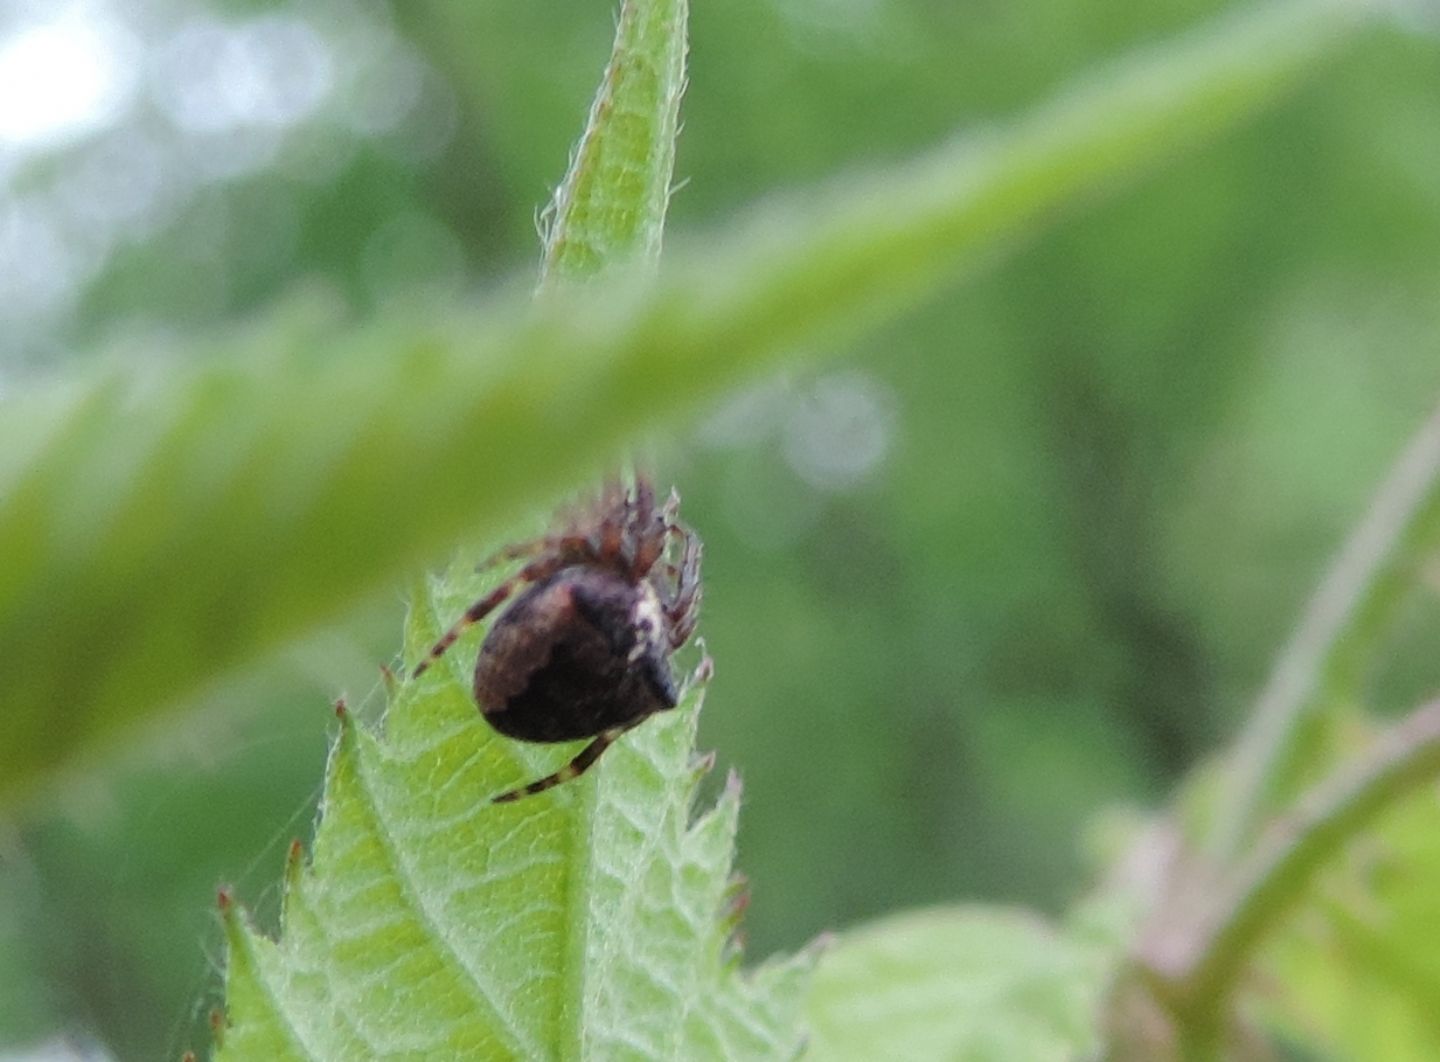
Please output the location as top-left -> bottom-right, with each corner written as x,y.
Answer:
1,0 -> 1438,1058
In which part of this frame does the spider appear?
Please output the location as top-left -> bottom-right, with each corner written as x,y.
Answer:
412,476 -> 703,803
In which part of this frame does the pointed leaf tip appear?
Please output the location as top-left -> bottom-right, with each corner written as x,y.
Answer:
724,766 -> 744,799
690,748 -> 718,779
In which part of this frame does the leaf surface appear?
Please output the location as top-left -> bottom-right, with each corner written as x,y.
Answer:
805,905 -> 1119,1061
218,568 -> 811,1060
1254,732 -> 1440,1059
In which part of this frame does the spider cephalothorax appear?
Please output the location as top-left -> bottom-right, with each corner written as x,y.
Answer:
412,477 -> 702,802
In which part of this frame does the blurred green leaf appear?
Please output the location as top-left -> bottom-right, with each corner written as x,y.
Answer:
805,906 -> 1113,1060
1259,766 -> 1440,1060
0,0 -> 1375,807
1166,705 -> 1440,1058
217,567 -> 811,1061
0,861 -> 57,1047
1127,702 -> 1440,1055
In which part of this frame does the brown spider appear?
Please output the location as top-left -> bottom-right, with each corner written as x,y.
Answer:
412,477 -> 703,803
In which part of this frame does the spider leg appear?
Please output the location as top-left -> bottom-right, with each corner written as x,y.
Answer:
490,721 -> 640,803
477,532 -> 593,573
631,475 -> 656,521
596,478 -> 628,561
475,538 -> 545,572
628,478 -> 669,573
665,529 -> 703,649
656,511 -> 689,585
411,556 -> 565,679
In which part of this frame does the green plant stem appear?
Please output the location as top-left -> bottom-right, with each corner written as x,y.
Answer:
1146,699 -> 1440,1049
1208,403 -> 1440,865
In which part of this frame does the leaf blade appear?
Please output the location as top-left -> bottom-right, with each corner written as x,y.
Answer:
805,905 -> 1111,1061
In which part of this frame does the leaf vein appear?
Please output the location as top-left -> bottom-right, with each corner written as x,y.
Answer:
348,728 -> 545,1060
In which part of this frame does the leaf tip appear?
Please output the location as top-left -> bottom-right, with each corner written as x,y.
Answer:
723,872 -> 752,930
724,766 -> 744,801
283,837 -> 306,891
689,748 -> 717,782
806,929 -> 839,959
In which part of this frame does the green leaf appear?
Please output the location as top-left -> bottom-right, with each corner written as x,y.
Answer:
805,906 -> 1115,1061
216,567 -> 812,1060
1258,788 -> 1440,1060
539,0 -> 687,284
1241,714 -> 1440,1059
0,0 -> 1378,805
1121,702 -> 1440,1055
0,861 -> 58,1047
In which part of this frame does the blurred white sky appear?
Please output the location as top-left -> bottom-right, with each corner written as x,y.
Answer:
0,3 -> 135,149
0,0 -> 436,361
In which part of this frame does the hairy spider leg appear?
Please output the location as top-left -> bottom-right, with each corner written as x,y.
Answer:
490,720 -> 641,803
630,481 -> 672,576
411,556 -> 569,679
475,539 -> 544,572
660,488 -> 681,531
475,532 -> 594,573
655,487 -> 682,546
616,478 -> 658,571
655,497 -> 688,598
666,530 -> 703,649
631,476 -> 656,522
596,479 -> 629,562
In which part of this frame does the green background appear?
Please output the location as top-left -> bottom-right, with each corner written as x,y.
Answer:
2,0 -> 1438,1057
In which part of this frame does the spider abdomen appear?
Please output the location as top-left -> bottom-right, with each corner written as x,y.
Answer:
474,565 -> 678,744
411,477 -> 702,801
